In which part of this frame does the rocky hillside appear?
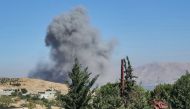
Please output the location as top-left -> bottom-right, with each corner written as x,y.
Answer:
0,78 -> 68,94
134,62 -> 190,86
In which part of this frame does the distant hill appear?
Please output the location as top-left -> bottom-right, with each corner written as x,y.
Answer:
0,78 -> 68,94
134,62 -> 190,87
1,62 -> 189,92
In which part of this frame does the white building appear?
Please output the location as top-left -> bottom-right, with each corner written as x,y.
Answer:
38,88 -> 57,100
0,88 -> 18,96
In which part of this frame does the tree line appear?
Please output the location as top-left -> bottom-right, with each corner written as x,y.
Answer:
60,58 -> 190,109
0,57 -> 189,109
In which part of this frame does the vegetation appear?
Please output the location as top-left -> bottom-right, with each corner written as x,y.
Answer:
21,88 -> 28,94
93,83 -> 123,109
61,58 -> 99,109
150,84 -> 172,103
59,57 -> 190,109
122,57 -> 137,107
170,71 -> 190,109
27,101 -> 36,109
0,78 -> 19,85
124,85 -> 152,109
0,95 -> 13,108
1,57 -> 190,109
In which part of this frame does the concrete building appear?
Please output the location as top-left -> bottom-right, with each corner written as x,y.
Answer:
0,88 -> 18,96
38,88 -> 57,100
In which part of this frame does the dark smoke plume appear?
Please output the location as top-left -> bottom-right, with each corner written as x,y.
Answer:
29,7 -> 115,85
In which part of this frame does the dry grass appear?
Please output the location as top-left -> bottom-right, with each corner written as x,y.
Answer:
0,78 -> 68,94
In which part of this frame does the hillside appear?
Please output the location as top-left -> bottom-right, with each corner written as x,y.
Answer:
0,78 -> 68,94
134,62 -> 190,86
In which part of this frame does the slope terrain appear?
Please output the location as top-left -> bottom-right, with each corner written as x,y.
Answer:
0,78 -> 68,94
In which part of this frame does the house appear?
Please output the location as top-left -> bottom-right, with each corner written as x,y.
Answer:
38,88 -> 57,100
0,88 -> 18,96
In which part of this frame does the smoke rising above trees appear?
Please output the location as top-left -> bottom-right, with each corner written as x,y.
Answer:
29,7 -> 116,84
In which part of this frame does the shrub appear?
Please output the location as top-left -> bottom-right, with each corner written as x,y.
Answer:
21,88 -> 28,94
0,96 -> 13,108
170,71 -> 190,109
93,83 -> 123,109
125,85 -> 152,109
27,102 -> 36,109
151,84 -> 173,102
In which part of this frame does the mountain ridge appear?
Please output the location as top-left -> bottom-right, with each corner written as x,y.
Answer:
134,62 -> 190,86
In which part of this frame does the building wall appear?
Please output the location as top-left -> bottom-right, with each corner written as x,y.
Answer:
0,89 -> 16,96
39,90 -> 57,100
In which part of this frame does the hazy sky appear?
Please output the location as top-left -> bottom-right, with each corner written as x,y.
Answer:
0,0 -> 190,77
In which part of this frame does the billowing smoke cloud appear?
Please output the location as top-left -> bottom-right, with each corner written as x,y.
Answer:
29,7 -> 116,85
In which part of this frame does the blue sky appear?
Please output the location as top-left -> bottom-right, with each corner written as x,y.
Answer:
0,0 -> 190,77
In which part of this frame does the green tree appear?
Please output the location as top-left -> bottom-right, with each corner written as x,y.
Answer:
93,83 -> 123,109
125,85 -> 152,109
122,57 -> 137,107
62,58 -> 99,109
170,71 -> 190,109
151,84 -> 172,103
120,57 -> 151,109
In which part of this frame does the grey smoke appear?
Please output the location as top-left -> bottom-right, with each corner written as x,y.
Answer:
29,7 -> 116,85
